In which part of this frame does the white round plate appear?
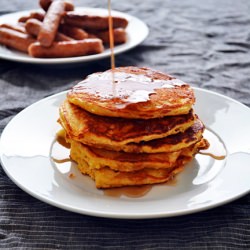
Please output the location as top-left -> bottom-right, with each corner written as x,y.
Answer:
0,88 -> 250,219
0,7 -> 149,64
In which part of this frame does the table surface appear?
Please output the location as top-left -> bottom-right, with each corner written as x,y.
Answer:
0,0 -> 250,249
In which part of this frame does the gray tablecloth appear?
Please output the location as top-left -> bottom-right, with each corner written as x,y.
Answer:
1,0 -> 250,249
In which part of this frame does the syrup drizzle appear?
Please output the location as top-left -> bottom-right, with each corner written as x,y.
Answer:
108,0 -> 116,99
73,72 -> 186,108
108,0 -> 115,72
104,185 -> 152,198
103,177 -> 177,198
51,133 -> 71,164
56,133 -> 70,149
52,157 -> 71,164
199,152 -> 225,160
198,129 -> 226,160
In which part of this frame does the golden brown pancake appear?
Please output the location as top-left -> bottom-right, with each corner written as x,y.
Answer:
57,66 -> 210,189
77,161 -> 185,189
121,118 -> 205,153
59,99 -> 196,150
67,67 -> 195,119
69,138 -> 208,173
70,139 -> 209,188
69,139 -> 182,172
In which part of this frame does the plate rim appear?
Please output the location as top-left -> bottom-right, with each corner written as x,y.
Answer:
0,7 -> 149,64
0,87 -> 250,219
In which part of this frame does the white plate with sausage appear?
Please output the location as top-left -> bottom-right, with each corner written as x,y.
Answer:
0,7 -> 149,64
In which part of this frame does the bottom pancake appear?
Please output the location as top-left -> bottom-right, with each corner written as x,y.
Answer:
75,157 -> 186,189
69,138 -> 209,188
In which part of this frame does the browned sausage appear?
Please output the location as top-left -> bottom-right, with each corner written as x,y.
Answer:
39,0 -> 74,12
63,12 -> 128,31
18,15 -> 31,23
25,19 -> 43,36
18,12 -> 45,23
0,23 -> 26,34
38,0 -> 66,47
59,24 -> 88,40
0,27 -> 35,52
87,33 -> 98,39
30,12 -> 45,21
28,38 -> 104,58
93,28 -> 127,44
55,31 -> 73,41
25,19 -> 72,41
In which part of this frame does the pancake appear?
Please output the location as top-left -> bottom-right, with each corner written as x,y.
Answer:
77,161 -> 185,189
59,99 -> 196,150
69,137 -> 208,173
69,139 -> 182,172
67,66 -> 195,119
57,66 -> 210,189
120,118 -> 205,153
71,140 -> 209,189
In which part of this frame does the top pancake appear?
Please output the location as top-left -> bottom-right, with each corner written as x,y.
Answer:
67,66 -> 195,119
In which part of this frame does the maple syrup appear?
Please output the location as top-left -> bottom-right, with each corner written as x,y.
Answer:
198,129 -> 226,160
108,0 -> 115,72
103,185 -> 152,198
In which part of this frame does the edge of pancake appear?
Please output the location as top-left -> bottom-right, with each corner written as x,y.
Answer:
67,66 -> 195,119
70,140 -> 182,172
120,118 -> 205,153
72,138 -> 209,188
59,100 -> 196,151
74,154 -> 188,189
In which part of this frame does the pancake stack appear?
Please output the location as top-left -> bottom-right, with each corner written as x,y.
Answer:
58,66 -> 209,188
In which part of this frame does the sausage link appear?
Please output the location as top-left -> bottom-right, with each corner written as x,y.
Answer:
25,19 -> 41,36
59,24 -> 88,40
0,27 -> 35,52
30,12 -> 45,21
18,12 -> 45,23
63,12 -> 128,30
93,28 -> 127,44
38,0 -> 66,47
28,38 -> 104,58
39,0 -> 74,12
25,18 -> 72,41
0,23 -> 26,34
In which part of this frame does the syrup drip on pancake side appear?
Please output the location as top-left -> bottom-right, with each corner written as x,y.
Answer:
52,157 -> 71,164
199,152 -> 225,160
51,133 -> 71,164
73,72 -> 187,107
198,129 -> 226,160
56,133 -> 71,149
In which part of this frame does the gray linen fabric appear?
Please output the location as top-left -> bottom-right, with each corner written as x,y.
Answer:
0,0 -> 250,249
